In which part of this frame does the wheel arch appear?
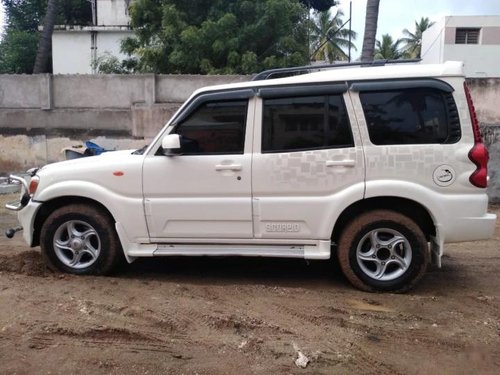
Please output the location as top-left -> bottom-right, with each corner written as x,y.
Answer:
32,196 -> 116,247
331,196 -> 436,245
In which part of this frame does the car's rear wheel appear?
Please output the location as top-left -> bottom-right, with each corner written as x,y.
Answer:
337,210 -> 429,292
40,204 -> 122,275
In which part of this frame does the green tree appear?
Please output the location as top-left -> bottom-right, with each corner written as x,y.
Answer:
374,34 -> 403,60
2,0 -> 91,31
0,30 -> 39,73
310,9 -> 356,63
0,0 -> 91,74
0,0 -> 43,73
92,52 -> 132,74
401,17 -> 435,58
300,0 -> 336,11
122,0 -> 310,74
360,0 -> 380,61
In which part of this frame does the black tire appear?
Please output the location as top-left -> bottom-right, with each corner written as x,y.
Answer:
337,210 -> 429,293
40,204 -> 122,275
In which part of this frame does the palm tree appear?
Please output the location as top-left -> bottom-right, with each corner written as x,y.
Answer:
375,34 -> 405,60
33,0 -> 58,73
360,0 -> 380,61
374,34 -> 404,60
401,17 -> 435,58
310,9 -> 357,63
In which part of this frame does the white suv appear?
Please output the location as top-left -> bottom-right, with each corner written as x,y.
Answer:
6,61 -> 497,292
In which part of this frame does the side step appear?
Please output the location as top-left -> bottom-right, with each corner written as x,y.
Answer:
155,244 -> 307,258
116,224 -> 331,262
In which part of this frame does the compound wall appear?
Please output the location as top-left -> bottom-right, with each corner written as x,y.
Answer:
0,74 -> 499,201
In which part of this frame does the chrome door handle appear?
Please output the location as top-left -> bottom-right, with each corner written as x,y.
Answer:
215,164 -> 242,171
326,160 -> 355,167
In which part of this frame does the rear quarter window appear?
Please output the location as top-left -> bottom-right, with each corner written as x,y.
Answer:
360,88 -> 461,145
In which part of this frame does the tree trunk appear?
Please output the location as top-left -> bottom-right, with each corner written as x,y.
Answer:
324,48 -> 329,63
360,0 -> 380,62
33,0 -> 58,74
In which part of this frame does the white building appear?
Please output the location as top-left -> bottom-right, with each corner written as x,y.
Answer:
422,16 -> 500,77
52,0 -> 133,74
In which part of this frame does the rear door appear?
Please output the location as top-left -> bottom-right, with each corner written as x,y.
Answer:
251,84 -> 365,240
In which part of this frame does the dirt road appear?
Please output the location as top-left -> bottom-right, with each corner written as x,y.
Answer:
0,193 -> 499,374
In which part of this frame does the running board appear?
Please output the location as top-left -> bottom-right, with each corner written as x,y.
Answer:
154,244 -> 309,258
116,223 -> 331,261
153,242 -> 331,259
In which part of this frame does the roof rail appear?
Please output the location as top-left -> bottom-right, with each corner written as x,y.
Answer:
252,59 -> 422,81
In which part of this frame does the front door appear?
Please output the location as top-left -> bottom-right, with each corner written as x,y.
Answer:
142,97 -> 254,240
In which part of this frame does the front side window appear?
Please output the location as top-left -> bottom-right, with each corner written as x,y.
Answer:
174,100 -> 248,155
262,95 -> 353,153
360,88 -> 460,145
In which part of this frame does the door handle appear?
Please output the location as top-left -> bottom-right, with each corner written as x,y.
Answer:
215,164 -> 242,171
326,160 -> 355,167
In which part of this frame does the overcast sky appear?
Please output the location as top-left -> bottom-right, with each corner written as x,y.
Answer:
1,0 -> 500,56
0,3 -> 4,34
337,0 -> 500,59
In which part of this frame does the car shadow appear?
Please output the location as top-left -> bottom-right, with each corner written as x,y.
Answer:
117,256 -> 349,290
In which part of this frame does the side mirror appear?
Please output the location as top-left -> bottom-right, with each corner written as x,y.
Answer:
162,134 -> 182,156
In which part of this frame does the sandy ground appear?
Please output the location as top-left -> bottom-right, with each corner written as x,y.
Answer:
0,193 -> 499,374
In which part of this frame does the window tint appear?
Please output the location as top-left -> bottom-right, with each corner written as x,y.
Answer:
262,95 -> 353,153
360,88 -> 460,145
175,100 -> 247,155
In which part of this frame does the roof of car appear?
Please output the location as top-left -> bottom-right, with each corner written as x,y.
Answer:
192,61 -> 464,97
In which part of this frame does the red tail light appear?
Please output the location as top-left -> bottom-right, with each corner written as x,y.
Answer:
464,82 -> 488,188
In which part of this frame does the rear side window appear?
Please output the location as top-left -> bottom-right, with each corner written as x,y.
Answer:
262,95 -> 353,153
360,88 -> 461,145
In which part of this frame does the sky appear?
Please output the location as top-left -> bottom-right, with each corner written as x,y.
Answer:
1,0 -> 500,53
336,0 -> 500,59
0,2 -> 4,35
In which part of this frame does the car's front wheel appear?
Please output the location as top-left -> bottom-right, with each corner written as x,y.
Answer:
337,210 -> 429,292
40,204 -> 122,275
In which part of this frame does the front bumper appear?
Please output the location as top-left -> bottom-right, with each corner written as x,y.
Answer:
5,174 -> 42,246
17,200 -> 43,246
5,175 -> 30,211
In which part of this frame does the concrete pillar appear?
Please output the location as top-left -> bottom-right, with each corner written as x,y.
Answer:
39,74 -> 53,110
144,74 -> 156,106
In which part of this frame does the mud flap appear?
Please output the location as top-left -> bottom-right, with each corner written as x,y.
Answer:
430,235 -> 443,268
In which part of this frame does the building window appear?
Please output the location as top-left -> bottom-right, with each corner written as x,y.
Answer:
455,28 -> 480,44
